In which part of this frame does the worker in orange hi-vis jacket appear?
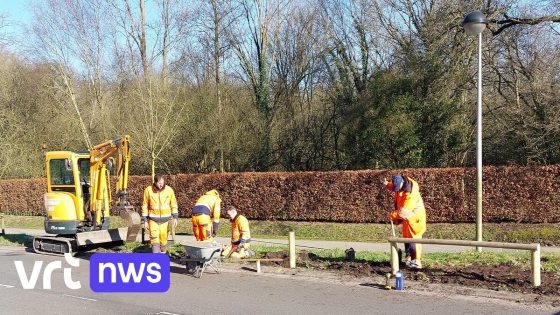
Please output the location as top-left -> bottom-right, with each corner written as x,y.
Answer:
142,174 -> 178,254
221,206 -> 254,258
191,189 -> 221,241
385,175 -> 427,269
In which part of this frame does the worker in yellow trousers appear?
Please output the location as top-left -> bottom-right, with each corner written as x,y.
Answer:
385,174 -> 427,269
191,189 -> 221,241
142,174 -> 178,253
221,206 -> 254,258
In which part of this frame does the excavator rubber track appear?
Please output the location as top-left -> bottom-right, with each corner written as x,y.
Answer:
33,235 -> 77,256
32,207 -> 140,256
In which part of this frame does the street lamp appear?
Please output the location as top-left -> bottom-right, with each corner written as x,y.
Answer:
461,11 -> 488,252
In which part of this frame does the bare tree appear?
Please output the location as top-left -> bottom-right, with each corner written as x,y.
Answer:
123,0 -> 149,77
120,79 -> 187,177
108,0 -> 184,83
228,0 -> 288,170
28,0 -> 113,148
0,14 -> 8,47
211,0 -> 225,171
271,2 -> 333,170
318,0 -> 385,168
187,0 -> 236,171
484,5 -> 560,165
156,0 -> 187,85
0,54 -> 23,178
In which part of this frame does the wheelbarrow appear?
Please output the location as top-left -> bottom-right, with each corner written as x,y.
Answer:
181,241 -> 222,278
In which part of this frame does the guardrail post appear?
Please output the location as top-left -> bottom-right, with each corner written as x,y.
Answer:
1,214 -> 5,236
289,231 -> 296,269
390,241 -> 399,275
532,244 -> 541,287
388,237 -> 541,286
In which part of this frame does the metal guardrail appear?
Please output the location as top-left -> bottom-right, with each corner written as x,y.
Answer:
388,237 -> 541,287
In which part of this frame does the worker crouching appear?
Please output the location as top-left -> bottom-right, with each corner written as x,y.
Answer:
386,175 -> 427,269
191,189 -> 221,241
221,206 -> 254,258
142,174 -> 178,254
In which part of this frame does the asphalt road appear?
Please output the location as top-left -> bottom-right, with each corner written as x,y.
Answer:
0,247 -> 555,315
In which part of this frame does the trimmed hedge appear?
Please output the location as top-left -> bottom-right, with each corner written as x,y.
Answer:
1,165 -> 559,223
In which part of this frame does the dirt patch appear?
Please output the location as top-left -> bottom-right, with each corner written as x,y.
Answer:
262,251 -> 291,268
410,264 -> 560,296
264,250 -> 560,297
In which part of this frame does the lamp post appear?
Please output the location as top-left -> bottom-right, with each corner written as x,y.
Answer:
461,11 -> 488,252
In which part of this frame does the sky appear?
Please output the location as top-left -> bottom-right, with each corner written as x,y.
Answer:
0,0 -> 32,24
0,0 -> 32,44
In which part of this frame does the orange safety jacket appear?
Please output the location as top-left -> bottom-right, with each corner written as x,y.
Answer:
387,177 -> 426,238
192,189 -> 221,224
230,214 -> 251,245
142,185 -> 178,223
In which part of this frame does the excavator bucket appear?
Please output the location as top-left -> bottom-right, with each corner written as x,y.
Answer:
119,205 -> 142,242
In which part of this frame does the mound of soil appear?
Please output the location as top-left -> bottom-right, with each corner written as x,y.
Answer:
264,250 -> 560,297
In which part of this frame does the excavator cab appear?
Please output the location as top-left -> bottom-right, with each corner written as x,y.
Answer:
44,152 -> 91,235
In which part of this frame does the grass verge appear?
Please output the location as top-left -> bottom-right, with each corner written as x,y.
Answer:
2,232 -> 559,275
3,215 -> 560,245
0,234 -> 33,247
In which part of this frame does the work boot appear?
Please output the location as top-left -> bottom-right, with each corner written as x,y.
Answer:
152,244 -> 161,253
409,260 -> 422,269
405,256 -> 412,268
245,249 -> 255,258
160,245 -> 167,254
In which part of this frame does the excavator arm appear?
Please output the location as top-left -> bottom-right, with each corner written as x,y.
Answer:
89,135 -> 140,242
89,135 -> 131,206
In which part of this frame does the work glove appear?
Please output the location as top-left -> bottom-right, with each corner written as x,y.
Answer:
172,218 -> 178,229
389,211 -> 403,225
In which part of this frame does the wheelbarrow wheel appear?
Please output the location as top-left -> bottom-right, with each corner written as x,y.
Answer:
193,266 -> 203,278
186,261 -> 198,275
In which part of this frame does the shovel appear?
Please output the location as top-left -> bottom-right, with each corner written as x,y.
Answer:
387,190 -> 402,266
384,177 -> 403,265
390,219 -> 403,266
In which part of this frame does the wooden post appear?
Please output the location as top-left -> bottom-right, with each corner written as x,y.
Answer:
390,241 -> 399,275
289,231 -> 296,269
532,245 -> 541,287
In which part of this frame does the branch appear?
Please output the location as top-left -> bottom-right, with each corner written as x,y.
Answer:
490,14 -> 560,36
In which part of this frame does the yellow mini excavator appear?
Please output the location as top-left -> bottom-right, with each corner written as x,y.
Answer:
33,135 -> 141,255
